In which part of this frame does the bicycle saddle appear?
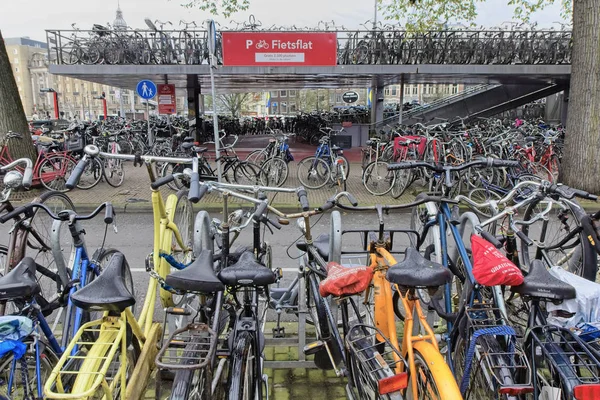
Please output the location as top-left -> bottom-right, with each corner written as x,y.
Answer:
331,145 -> 342,151
181,142 -> 195,150
296,234 -> 330,262
386,248 -> 452,288
166,250 -> 224,293
71,252 -> 135,313
193,146 -> 207,153
0,257 -> 40,301
511,260 -> 576,301
218,251 -> 276,287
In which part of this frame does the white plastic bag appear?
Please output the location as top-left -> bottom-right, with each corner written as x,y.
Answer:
546,266 -> 600,328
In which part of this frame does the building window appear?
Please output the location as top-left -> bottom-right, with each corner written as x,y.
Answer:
318,94 -> 325,102
280,90 -> 287,97
12,49 -> 17,55
451,84 -> 459,94
13,58 -> 19,64
271,102 -> 278,114
391,87 -> 397,96
289,102 -> 296,112
384,88 -> 390,96
14,67 -> 19,72
412,86 -> 417,95
16,77 -> 20,82
280,102 -> 287,113
270,91 -> 278,98
289,90 -> 296,97
404,86 -> 410,95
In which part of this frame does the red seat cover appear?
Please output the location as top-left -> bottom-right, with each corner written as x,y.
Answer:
319,262 -> 373,297
471,235 -> 524,287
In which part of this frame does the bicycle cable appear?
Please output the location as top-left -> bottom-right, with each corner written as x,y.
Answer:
285,212 -> 325,260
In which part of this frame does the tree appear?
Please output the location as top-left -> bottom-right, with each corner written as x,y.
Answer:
0,30 -> 37,161
184,0 -> 598,192
218,93 -> 251,117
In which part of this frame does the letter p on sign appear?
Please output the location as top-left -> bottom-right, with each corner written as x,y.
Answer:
246,40 -> 253,49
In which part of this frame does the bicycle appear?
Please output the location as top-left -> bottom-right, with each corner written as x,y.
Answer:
297,127 -> 349,191
44,145 -> 201,399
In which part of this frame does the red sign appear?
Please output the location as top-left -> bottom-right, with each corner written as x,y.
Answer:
222,32 -> 337,66
157,84 -> 176,115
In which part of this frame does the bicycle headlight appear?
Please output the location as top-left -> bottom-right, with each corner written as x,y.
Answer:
3,170 -> 23,189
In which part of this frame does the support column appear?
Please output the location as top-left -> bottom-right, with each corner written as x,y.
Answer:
399,77 -> 405,125
561,89 -> 569,127
187,75 -> 201,141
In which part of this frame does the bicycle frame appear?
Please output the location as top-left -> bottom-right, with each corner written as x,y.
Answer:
0,143 -> 73,187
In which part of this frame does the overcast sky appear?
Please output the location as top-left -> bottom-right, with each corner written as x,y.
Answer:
1,0 -> 568,41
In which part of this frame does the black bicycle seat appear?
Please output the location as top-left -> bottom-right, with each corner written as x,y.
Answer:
166,250 -> 224,293
181,142 -> 194,150
296,234 -> 330,262
183,136 -> 194,143
387,248 -> 452,288
331,145 -> 342,151
218,251 -> 276,287
511,260 -> 576,301
193,147 -> 208,153
71,252 -> 135,313
0,257 -> 40,301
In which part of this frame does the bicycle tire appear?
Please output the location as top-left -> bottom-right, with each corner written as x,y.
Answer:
297,157 -> 330,190
227,331 -> 258,400
259,157 -> 288,187
38,155 -> 77,193
102,157 -> 125,188
170,343 -> 212,400
245,149 -> 268,165
520,198 -> 597,280
75,156 -> 103,190
233,161 -> 261,186
411,344 -> 461,400
362,161 -> 394,196
390,169 -> 412,199
0,339 -> 59,399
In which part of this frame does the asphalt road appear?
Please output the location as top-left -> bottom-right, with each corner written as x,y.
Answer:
0,210 -> 414,323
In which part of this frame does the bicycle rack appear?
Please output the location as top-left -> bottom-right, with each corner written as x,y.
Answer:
461,303 -> 532,393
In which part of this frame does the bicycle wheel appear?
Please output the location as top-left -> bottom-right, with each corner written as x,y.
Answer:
306,273 -> 336,370
390,169 -> 412,199
0,245 -> 7,275
227,331 -> 258,400
102,157 -> 125,188
76,157 -> 103,190
170,344 -> 212,400
233,161 -> 261,186
0,339 -> 59,399
297,157 -> 330,190
38,155 -> 77,192
520,199 -> 597,280
411,346 -> 462,400
168,190 -> 194,308
259,157 -> 288,187
362,161 -> 394,196
161,162 -> 188,190
467,188 -> 502,218
245,150 -> 268,165
331,157 -> 348,192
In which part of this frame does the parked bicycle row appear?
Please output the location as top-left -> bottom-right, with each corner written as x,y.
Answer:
1,146 -> 600,399
49,20 -> 573,66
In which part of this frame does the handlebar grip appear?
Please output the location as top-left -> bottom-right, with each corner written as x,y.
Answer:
104,203 -> 114,224
151,175 -> 175,190
570,187 -> 596,201
188,172 -> 200,203
0,205 -> 28,224
552,184 -> 575,199
488,159 -> 520,168
346,193 -> 358,207
515,230 -> 533,246
387,162 -> 414,171
320,200 -> 335,211
296,187 -> 310,211
22,165 -> 33,189
252,201 -> 268,222
268,217 -> 282,230
480,230 -> 503,249
66,158 -> 89,190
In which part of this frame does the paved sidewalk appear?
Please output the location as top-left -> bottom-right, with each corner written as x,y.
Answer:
12,161 -> 419,212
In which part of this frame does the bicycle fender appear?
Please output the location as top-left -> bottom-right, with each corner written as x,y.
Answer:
411,341 -> 463,399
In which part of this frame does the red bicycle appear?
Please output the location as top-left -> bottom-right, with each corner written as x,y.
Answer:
0,132 -> 82,192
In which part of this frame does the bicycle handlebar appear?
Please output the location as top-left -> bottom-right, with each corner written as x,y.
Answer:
0,201 -> 114,225
1,158 -> 34,189
387,158 -> 520,173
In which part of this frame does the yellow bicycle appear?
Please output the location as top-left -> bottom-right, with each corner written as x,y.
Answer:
44,145 -> 200,399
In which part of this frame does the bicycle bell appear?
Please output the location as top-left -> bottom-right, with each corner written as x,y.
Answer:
3,170 -> 23,189
228,209 -> 245,228
296,218 -> 306,234
84,144 -> 100,156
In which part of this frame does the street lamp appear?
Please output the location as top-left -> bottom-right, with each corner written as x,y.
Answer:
93,91 -> 107,121
40,88 -> 59,119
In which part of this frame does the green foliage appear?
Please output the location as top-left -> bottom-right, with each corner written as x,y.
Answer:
378,0 -> 573,30
179,0 -> 250,17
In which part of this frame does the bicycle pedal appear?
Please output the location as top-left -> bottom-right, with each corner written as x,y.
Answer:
272,326 -> 285,338
303,340 -> 325,355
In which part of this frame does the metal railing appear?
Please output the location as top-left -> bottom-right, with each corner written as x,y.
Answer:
46,27 -> 572,66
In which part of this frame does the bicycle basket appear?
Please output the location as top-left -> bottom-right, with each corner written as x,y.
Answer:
65,132 -> 84,152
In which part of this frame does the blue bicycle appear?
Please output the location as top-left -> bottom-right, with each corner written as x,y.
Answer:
296,126 -> 349,191
0,202 -> 126,398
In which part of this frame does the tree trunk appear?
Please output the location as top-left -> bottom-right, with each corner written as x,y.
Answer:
560,0 -> 600,192
0,30 -> 38,161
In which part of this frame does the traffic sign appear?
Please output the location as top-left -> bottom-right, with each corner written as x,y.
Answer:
158,84 -> 176,115
136,80 -> 157,100
342,91 -> 359,104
